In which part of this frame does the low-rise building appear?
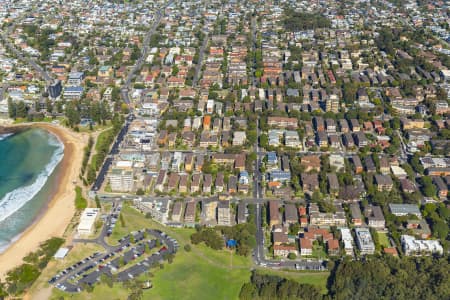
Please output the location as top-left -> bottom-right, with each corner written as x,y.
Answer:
340,228 -> 354,256
374,174 -> 393,191
134,198 -> 171,224
366,205 -> 385,229
217,201 -> 232,226
237,203 -> 247,224
109,167 -> 134,192
184,201 -> 196,226
299,238 -> 313,256
401,235 -> 443,256
77,208 -> 100,235
350,203 -> 363,226
309,203 -> 346,227
389,204 -> 421,217
284,204 -> 298,225
269,201 -> 280,227
355,228 -> 375,255
171,201 -> 183,222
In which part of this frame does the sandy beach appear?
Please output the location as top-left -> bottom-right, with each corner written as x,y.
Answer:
0,123 -> 87,277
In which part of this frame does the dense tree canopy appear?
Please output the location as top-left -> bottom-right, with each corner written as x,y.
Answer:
283,10 -> 331,31
328,256 -> 450,300
239,271 -> 322,300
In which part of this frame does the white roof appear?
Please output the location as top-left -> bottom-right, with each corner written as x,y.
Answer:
116,160 -> 133,168
441,69 -> 450,77
340,228 -> 354,249
401,235 -> 443,254
54,248 -> 70,259
77,208 -> 99,232
390,165 -> 407,177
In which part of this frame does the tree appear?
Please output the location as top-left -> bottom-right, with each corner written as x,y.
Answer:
289,223 -> 300,235
421,176 -> 436,197
65,102 -> 80,127
172,65 -> 179,76
239,271 -> 322,300
86,166 -> 96,184
247,129 -> 257,145
6,264 -> 40,295
16,101 -> 28,118
100,273 -> 114,288
328,256 -> 449,300
410,153 -> 424,174
7,98 -> 16,118
259,134 -> 268,149
124,279 -> 143,300
432,220 -> 448,240
184,244 -> 191,252
120,214 -> 126,227
287,253 -> 297,260
391,117 -> 401,130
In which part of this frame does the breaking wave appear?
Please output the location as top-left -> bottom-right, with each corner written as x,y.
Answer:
0,134 -> 64,222
0,133 -> 13,141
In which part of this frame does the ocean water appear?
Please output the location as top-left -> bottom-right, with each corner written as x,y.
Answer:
0,128 -> 64,253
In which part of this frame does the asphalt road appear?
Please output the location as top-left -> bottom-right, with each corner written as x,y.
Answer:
121,0 -> 174,104
192,30 -> 209,87
91,114 -> 134,192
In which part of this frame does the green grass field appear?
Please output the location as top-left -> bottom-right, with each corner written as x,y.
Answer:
145,246 -> 251,300
255,268 -> 330,294
45,203 -> 329,299
377,232 -> 391,248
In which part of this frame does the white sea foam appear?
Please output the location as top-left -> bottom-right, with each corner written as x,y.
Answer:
0,133 -> 65,223
0,133 -> 13,141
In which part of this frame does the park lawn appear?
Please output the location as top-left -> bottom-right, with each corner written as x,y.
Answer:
109,204 -> 253,299
95,128 -> 114,152
144,246 -> 251,300
108,203 -> 194,245
51,282 -> 130,300
107,203 -> 152,245
255,268 -> 330,294
378,232 -> 391,248
77,121 -> 112,133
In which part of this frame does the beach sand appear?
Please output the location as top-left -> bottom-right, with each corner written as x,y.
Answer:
0,123 -> 87,277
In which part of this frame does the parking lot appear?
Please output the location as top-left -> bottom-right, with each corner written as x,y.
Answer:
50,229 -> 178,293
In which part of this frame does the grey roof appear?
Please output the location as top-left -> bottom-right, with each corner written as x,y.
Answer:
389,204 -> 421,216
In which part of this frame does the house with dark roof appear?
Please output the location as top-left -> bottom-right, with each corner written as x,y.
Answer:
301,173 -> 319,194
374,174 -> 393,191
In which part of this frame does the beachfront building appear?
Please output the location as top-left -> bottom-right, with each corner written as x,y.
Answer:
77,208 -> 100,235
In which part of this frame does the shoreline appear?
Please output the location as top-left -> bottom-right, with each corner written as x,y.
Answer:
0,123 -> 87,277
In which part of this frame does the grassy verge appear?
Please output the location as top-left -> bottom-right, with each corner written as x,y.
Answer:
75,186 -> 87,210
